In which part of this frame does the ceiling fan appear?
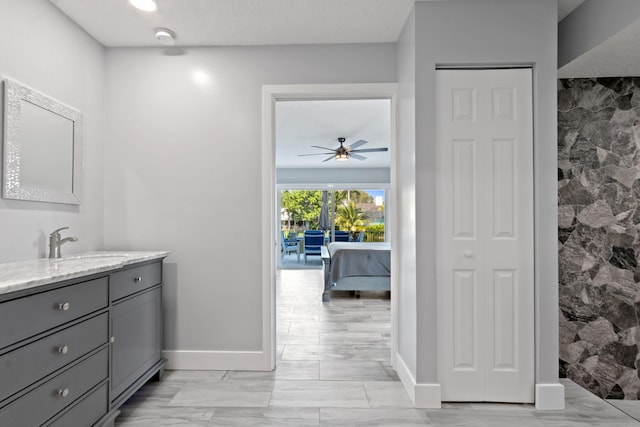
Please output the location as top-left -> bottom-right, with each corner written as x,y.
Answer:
298,137 -> 388,162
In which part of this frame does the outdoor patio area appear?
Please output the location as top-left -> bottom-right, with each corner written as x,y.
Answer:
280,252 -> 323,270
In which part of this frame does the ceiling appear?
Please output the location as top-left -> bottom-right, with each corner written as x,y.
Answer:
50,0 -> 416,47
49,0 -> 614,169
276,99 -> 391,169
51,0 -> 583,48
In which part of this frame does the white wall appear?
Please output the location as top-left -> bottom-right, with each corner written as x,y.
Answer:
104,44 -> 396,359
396,0 -> 560,408
0,0 -> 105,262
277,167 -> 389,185
558,0 -> 640,68
396,6 -> 418,382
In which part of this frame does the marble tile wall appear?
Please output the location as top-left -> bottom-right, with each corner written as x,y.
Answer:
559,77 -> 640,399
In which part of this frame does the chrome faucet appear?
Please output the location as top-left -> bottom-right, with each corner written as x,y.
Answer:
48,227 -> 78,259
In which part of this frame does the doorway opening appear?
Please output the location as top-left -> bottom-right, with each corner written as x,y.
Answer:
261,83 -> 398,373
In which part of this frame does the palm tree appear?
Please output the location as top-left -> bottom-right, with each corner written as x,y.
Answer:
333,190 -> 371,206
335,201 -> 365,238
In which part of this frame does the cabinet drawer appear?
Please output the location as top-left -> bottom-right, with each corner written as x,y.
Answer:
0,313 -> 108,403
110,261 -> 162,301
0,277 -> 108,349
0,347 -> 108,427
46,383 -> 108,427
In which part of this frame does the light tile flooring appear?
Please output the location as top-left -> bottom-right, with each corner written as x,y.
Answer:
115,268 -> 640,426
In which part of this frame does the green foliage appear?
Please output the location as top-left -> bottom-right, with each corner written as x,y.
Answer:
335,201 -> 365,234
281,190 -> 323,229
281,189 -> 385,241
364,223 -> 385,242
366,224 -> 385,233
334,190 -> 372,206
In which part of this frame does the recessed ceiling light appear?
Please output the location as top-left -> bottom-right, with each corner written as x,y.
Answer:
154,28 -> 176,45
129,0 -> 157,12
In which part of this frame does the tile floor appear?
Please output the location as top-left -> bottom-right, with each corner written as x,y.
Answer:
115,268 -> 640,426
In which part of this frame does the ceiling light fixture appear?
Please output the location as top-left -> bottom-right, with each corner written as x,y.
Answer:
128,0 -> 157,12
154,28 -> 176,45
336,152 -> 348,161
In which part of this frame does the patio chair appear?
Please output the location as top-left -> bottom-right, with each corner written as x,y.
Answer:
333,230 -> 349,242
304,230 -> 324,263
281,230 -> 300,261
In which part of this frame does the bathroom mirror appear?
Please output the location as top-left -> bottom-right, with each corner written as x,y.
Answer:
2,79 -> 82,204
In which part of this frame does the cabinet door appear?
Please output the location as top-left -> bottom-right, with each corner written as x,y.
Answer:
111,287 -> 162,401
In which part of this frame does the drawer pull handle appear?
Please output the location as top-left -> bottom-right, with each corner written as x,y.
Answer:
134,276 -> 142,283
58,302 -> 71,311
58,345 -> 69,354
58,388 -> 70,398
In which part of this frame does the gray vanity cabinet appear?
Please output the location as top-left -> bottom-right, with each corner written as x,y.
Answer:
0,276 -> 110,427
0,256 -> 167,427
110,261 -> 165,408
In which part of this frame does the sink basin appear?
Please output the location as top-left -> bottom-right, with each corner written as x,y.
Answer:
52,253 -> 130,263
64,252 -> 130,260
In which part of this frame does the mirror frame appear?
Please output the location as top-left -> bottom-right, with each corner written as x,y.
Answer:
2,79 -> 82,205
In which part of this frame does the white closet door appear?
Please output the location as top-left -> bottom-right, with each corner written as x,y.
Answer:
437,68 -> 534,403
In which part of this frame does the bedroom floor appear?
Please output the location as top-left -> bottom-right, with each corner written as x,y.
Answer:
115,268 -> 640,426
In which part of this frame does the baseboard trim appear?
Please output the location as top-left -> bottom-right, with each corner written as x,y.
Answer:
395,353 -> 417,403
395,353 -> 442,408
535,383 -> 565,410
162,350 -> 270,371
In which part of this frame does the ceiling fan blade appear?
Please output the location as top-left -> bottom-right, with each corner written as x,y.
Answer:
310,145 -> 338,151
348,139 -> 368,150
350,153 -> 367,160
322,155 -> 336,162
298,152 -> 334,157
350,147 -> 388,153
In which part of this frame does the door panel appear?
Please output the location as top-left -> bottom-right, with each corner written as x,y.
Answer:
492,139 -> 515,238
493,270 -> 516,370
437,68 -> 534,403
453,270 -> 477,370
452,139 -> 476,238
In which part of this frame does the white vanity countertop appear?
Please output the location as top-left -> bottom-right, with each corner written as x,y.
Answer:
0,251 -> 170,296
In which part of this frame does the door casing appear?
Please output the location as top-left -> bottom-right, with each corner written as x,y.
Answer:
262,83 -> 399,370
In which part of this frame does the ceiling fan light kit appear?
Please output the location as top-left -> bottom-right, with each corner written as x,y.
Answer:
298,137 -> 388,163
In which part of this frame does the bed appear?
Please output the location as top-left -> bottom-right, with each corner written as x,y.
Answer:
321,242 -> 391,301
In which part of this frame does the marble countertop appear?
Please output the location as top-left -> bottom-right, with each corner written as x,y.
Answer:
0,251 -> 170,296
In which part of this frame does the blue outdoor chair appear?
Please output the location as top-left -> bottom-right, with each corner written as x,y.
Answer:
333,230 -> 349,242
281,230 -> 300,261
304,230 -> 324,263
